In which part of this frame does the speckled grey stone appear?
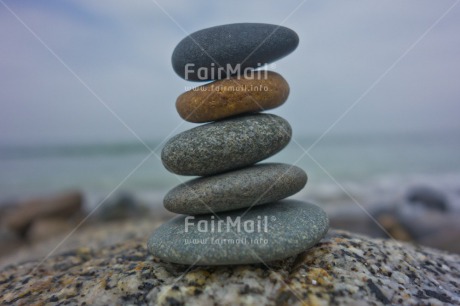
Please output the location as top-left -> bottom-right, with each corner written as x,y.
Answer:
161,114 -> 291,176
148,200 -> 329,265
3,225 -> 460,305
164,163 -> 307,215
172,23 -> 299,81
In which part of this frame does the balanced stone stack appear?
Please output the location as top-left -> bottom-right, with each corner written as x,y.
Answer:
148,23 -> 329,265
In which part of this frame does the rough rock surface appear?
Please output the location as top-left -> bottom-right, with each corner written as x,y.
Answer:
176,71 -> 290,123
161,113 -> 291,176
164,163 -> 307,214
1,227 -> 459,305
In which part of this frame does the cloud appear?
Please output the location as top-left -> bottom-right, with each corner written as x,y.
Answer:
0,0 -> 459,144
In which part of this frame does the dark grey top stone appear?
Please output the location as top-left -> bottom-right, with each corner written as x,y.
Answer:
172,23 -> 299,81
148,200 -> 329,265
164,163 -> 307,215
161,113 -> 291,176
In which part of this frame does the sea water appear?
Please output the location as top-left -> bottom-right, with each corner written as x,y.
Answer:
1,131 -> 459,210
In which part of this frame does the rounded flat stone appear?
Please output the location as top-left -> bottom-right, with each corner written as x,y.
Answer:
172,23 -> 299,81
148,200 -> 329,265
164,163 -> 307,215
161,114 -> 291,176
176,71 -> 289,123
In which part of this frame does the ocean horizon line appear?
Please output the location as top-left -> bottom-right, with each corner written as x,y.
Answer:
1,129 -> 459,160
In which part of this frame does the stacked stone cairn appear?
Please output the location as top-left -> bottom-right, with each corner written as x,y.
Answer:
148,23 -> 329,265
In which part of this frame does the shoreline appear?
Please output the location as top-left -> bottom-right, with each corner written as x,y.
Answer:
2,170 -> 460,208
1,172 -> 460,267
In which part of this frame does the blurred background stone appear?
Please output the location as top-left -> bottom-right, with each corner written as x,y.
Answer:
406,186 -> 448,211
1,190 -> 83,237
327,184 -> 460,254
91,191 -> 151,221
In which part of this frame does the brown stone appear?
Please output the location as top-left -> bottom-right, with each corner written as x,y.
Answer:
27,217 -> 81,242
3,191 -> 83,236
377,213 -> 412,241
0,228 -> 23,257
176,71 -> 289,122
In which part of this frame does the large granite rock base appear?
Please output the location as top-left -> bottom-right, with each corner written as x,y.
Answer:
1,229 -> 459,305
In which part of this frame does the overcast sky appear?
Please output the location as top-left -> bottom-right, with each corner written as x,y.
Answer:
1,0 -> 459,145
